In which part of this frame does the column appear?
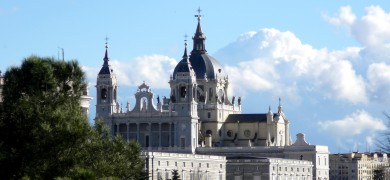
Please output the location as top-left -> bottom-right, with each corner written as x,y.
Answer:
148,123 -> 151,150
174,122 -> 177,147
116,123 -> 120,136
159,123 -> 162,149
137,123 -> 140,142
169,123 -> 172,148
285,121 -> 289,146
126,123 -> 129,142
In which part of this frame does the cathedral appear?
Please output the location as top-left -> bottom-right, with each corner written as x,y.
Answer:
95,10 -> 329,180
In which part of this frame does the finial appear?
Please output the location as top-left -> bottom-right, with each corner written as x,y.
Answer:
278,97 -> 283,114
269,105 -> 271,112
105,36 -> 109,49
195,7 -> 202,21
183,34 -> 188,58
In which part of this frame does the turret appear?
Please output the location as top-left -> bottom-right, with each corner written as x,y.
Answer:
95,40 -> 119,122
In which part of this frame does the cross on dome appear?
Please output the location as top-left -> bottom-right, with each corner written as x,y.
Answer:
195,7 -> 202,21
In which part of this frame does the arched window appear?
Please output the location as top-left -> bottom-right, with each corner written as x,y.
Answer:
101,88 -> 107,99
180,86 -> 187,97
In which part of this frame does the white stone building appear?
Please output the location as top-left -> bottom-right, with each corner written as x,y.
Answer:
142,152 -> 226,180
227,157 -> 313,180
94,10 -> 329,180
329,152 -> 389,180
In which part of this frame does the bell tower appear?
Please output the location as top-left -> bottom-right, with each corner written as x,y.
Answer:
169,40 -> 199,153
95,40 -> 118,122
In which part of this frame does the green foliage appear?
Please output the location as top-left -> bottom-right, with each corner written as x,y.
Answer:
0,56 -> 147,179
374,168 -> 385,180
171,169 -> 180,180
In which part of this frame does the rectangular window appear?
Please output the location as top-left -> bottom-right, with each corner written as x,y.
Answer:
208,112 -> 211,118
181,137 -> 185,149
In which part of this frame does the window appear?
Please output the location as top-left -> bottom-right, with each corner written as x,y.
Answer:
180,137 -> 185,149
208,112 -> 211,118
175,162 -> 177,166
180,86 -> 187,97
227,130 -> 233,137
206,130 -> 212,135
101,88 -> 107,99
158,161 -> 160,166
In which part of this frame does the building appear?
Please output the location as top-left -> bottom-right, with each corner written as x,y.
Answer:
227,156 -> 313,180
95,10 -> 329,180
329,152 -> 389,180
142,152 -> 226,180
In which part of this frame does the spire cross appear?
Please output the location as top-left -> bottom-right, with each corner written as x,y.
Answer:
195,7 -> 202,21
105,36 -> 109,48
184,34 -> 188,45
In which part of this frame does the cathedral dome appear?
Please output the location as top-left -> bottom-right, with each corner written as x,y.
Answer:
173,13 -> 226,80
188,53 -> 225,80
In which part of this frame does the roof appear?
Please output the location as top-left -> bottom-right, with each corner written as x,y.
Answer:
98,47 -> 113,75
225,114 -> 268,123
188,53 -> 225,80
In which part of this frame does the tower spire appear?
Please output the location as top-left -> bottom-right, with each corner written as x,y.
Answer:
183,34 -> 188,59
278,97 -> 283,114
98,37 -> 112,75
192,7 -> 206,54
104,37 -> 109,64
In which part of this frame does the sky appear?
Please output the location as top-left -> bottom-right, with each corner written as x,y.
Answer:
2,0 -> 390,153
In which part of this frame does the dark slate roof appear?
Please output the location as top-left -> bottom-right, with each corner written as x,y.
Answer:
173,59 -> 190,74
227,156 -> 268,160
225,114 -> 267,123
98,48 -> 112,75
188,53 -> 225,80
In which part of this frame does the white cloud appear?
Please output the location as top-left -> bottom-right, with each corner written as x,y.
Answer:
323,6 -> 356,26
318,110 -> 386,137
324,5 -> 390,48
367,62 -> 390,103
215,28 -> 368,103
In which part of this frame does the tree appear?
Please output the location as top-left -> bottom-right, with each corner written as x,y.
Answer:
377,113 -> 390,153
171,169 -> 180,180
374,168 -> 385,180
0,56 -> 147,179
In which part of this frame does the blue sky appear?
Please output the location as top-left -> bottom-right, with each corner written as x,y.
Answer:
2,0 -> 390,153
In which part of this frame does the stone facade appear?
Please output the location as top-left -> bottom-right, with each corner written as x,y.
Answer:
142,152 -> 226,180
94,12 -> 329,180
329,152 -> 389,180
227,157 -> 313,180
